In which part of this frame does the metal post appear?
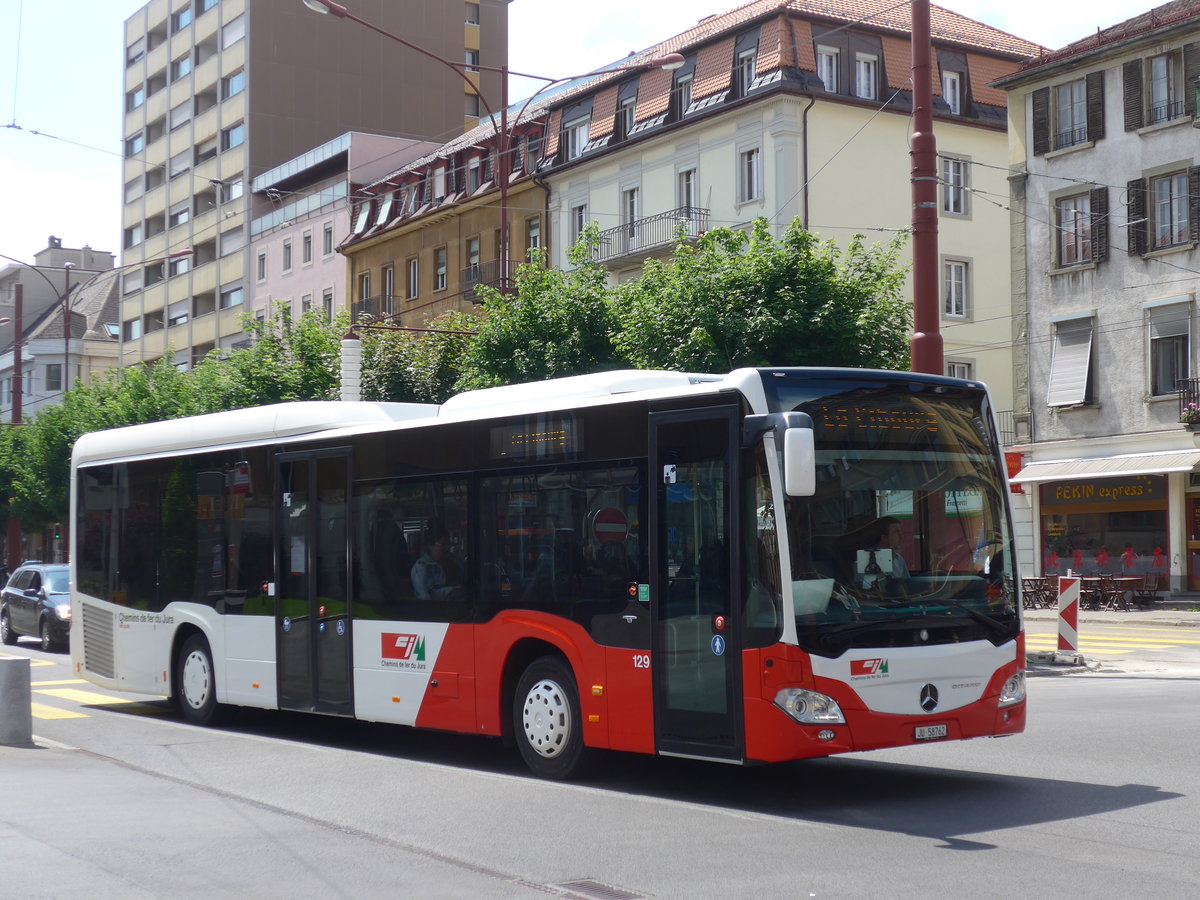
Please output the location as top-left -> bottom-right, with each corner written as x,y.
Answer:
909,0 -> 943,375
63,262 -> 74,391
0,657 -> 34,747
6,283 -> 22,570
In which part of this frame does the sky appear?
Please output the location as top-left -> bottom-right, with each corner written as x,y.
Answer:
0,0 -> 1159,267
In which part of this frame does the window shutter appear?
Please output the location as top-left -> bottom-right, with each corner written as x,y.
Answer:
1185,43 -> 1200,117
1086,71 -> 1105,142
422,174 -> 432,203
1047,318 -> 1094,407
1031,87 -> 1050,155
1123,59 -> 1143,131
1190,166 -> 1200,244
1090,186 -> 1108,262
1127,178 -> 1147,255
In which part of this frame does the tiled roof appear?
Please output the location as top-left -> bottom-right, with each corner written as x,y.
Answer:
1004,0 -> 1200,77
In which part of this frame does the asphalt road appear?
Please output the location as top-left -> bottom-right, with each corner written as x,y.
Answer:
3,635 -> 1199,899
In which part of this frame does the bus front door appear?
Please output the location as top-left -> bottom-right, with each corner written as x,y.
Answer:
650,406 -> 743,763
275,449 -> 354,716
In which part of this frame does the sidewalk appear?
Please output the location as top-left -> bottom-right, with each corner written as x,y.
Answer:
1024,598 -> 1200,675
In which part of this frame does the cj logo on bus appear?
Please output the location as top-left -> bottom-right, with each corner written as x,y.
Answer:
850,658 -> 889,679
381,633 -> 427,669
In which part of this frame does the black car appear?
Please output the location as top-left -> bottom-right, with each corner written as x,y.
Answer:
0,563 -> 71,651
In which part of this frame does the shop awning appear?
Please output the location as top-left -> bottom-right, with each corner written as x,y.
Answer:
1011,449 -> 1200,483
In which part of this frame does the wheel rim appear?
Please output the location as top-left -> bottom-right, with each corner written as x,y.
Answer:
1,614 -> 9,642
181,649 -> 212,711
521,678 -> 571,759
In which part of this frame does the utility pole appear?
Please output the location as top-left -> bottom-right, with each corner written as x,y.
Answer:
6,283 -> 23,570
910,0 -> 943,375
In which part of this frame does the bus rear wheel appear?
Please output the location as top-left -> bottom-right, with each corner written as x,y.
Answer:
176,634 -> 221,725
513,656 -> 591,780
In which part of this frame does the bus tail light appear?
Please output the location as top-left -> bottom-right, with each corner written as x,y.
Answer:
998,671 -> 1026,707
775,688 -> 845,725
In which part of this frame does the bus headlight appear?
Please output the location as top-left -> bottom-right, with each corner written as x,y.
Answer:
998,671 -> 1026,707
775,688 -> 845,725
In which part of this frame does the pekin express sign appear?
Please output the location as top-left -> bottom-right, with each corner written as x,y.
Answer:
1039,474 -> 1164,507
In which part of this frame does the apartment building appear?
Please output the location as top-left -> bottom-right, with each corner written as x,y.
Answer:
119,0 -> 508,369
998,0 -> 1200,590
529,0 -> 1039,419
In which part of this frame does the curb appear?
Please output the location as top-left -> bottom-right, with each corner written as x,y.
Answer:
1025,649 -> 1095,676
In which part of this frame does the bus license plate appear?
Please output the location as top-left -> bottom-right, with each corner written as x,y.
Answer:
914,724 -> 947,741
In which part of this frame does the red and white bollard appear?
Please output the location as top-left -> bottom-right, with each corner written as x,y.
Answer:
1057,575 -> 1080,652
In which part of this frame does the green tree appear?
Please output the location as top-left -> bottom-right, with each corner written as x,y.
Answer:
454,236 -> 620,391
612,218 -> 911,372
360,310 -> 478,403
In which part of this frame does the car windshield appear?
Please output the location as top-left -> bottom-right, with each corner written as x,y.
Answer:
45,570 -> 69,593
761,371 -> 1019,657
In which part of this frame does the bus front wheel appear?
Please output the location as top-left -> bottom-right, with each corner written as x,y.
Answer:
513,656 -> 592,780
176,634 -> 221,725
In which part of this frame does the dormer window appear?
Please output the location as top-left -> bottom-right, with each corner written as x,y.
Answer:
942,71 -> 961,115
736,48 -> 757,96
564,116 -> 589,160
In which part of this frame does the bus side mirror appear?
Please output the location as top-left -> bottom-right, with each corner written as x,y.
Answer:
783,425 -> 815,497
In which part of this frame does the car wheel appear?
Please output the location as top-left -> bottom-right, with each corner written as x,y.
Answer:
175,634 -> 222,725
513,656 -> 592,780
39,618 -> 56,652
0,609 -> 16,645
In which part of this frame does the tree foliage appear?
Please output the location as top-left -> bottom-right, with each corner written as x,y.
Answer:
360,310 -> 479,404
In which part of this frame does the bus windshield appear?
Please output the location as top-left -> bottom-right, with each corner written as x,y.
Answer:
761,371 -> 1018,657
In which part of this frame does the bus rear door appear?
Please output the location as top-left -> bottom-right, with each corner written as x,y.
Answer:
650,406 -> 743,763
275,449 -> 354,716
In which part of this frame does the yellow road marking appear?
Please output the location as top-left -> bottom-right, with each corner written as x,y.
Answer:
0,653 -> 60,667
31,679 -> 88,686
35,687 -> 133,705
30,702 -> 87,720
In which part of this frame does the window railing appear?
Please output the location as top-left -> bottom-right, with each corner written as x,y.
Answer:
1177,378 -> 1199,419
1053,124 -> 1087,149
461,259 -> 515,301
592,206 -> 709,265
995,410 -> 1017,446
1148,99 -> 1186,125
351,294 -> 398,321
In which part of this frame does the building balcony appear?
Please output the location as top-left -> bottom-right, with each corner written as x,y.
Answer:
1177,378 -> 1200,423
460,258 -> 514,301
592,206 -> 709,266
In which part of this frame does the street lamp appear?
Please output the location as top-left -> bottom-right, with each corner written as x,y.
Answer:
301,0 -> 682,288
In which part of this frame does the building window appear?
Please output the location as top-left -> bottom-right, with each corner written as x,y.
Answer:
222,14 -> 245,48
170,100 -> 191,129
125,132 -> 145,157
1148,52 -> 1184,125
1056,194 -> 1092,266
220,178 -> 243,203
301,293 -> 312,315
406,258 -> 419,299
738,147 -> 761,203
256,251 -> 266,281
124,177 -> 144,203
220,226 -> 244,256
467,157 -> 481,193
382,266 -> 394,314
435,247 -> 447,291
302,231 -> 312,264
465,49 -> 479,72
171,54 -> 192,81
282,239 -> 293,272
145,168 -> 164,191
622,186 -> 640,244
617,95 -> 637,140
736,47 -> 757,96
1152,172 -> 1190,249
168,300 -> 189,326
125,86 -> 145,111
1047,316 -> 1094,406
1053,79 -> 1087,149
168,255 -> 190,278
941,157 -> 967,216
946,361 -> 972,381
433,166 -> 447,199
569,203 -> 588,243
1148,302 -> 1191,396
169,150 -> 190,179
221,122 -> 245,151
942,70 -> 962,115
124,223 -> 143,249
45,364 -> 63,393
219,283 -> 243,310
678,167 -> 697,210
171,6 -> 193,33
943,260 -> 969,318
359,271 -> 370,303
169,200 -> 190,228
127,37 -> 146,66
123,318 -> 143,340
323,222 -> 334,255
526,217 -> 541,255
465,93 -> 480,118
198,0 -> 218,14
222,69 -> 245,99
195,137 -> 217,164
817,46 -> 839,93
465,2 -> 479,25
525,132 -> 541,171
672,73 -> 693,116
322,287 -> 334,320
855,53 -> 878,100
564,117 -> 589,160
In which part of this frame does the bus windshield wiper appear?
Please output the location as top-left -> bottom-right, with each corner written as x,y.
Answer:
882,594 -> 1011,637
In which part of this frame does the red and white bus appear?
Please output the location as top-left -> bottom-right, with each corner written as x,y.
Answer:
70,367 -> 1025,778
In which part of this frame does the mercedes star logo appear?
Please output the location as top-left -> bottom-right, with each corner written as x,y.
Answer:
919,683 -> 939,712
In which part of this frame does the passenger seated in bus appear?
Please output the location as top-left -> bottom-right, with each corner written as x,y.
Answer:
411,530 -> 460,600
